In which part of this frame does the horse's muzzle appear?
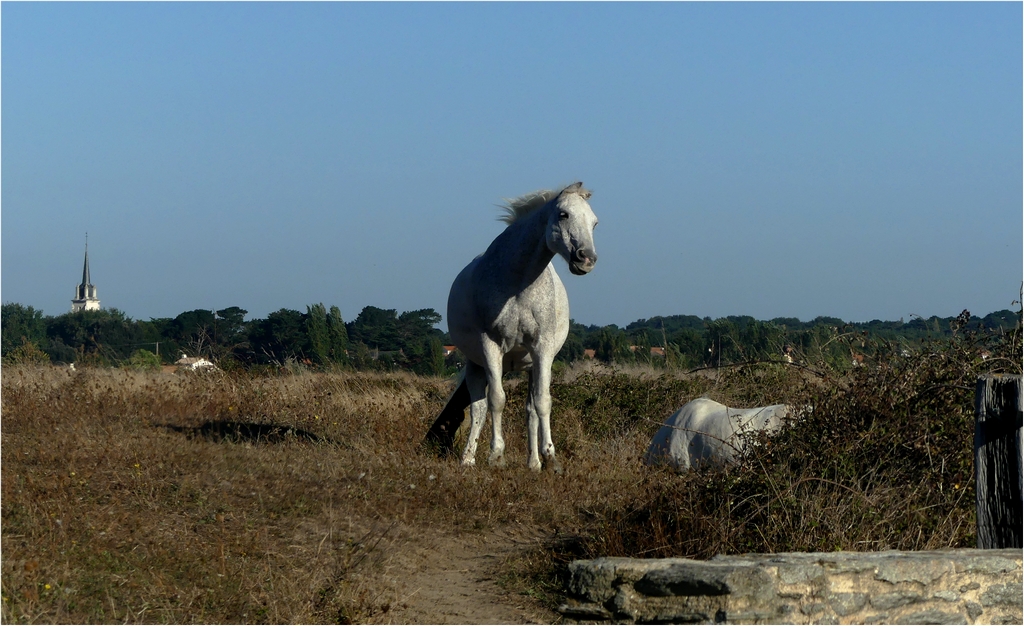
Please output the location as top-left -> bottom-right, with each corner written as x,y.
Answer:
570,248 -> 597,275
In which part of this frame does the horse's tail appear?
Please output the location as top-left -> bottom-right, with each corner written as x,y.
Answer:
424,368 -> 471,456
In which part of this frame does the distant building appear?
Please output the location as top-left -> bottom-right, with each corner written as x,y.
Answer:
71,238 -> 100,312
175,353 -> 217,371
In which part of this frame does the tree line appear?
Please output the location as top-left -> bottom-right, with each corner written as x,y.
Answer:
1,301 -> 1019,374
0,303 -> 448,374
563,310 -> 1020,371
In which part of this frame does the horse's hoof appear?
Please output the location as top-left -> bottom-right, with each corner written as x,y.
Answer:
488,453 -> 507,468
527,460 -> 542,472
543,457 -> 563,475
460,457 -> 476,468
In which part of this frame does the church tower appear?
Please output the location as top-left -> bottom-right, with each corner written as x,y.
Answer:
71,236 -> 100,312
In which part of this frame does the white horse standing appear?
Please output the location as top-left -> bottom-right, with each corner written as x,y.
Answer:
644,398 -> 790,471
425,182 -> 599,471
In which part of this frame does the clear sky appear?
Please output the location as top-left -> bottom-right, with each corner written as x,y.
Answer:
3,2 -> 1021,329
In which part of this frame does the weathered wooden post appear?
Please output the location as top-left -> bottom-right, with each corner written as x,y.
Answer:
975,374 -> 1022,549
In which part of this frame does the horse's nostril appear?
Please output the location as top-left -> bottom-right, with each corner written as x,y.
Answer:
575,248 -> 597,265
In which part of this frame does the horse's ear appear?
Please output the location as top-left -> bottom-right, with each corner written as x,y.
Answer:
564,181 -> 592,200
562,181 -> 591,199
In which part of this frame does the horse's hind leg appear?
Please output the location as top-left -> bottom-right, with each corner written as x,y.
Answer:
459,361 -> 489,467
424,370 -> 471,454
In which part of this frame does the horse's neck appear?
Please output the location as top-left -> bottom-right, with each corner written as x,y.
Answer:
486,208 -> 554,286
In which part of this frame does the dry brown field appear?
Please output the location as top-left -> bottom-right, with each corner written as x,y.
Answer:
2,327 -> 1016,623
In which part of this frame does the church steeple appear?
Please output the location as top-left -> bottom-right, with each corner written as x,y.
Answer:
82,237 -> 91,287
72,234 -> 100,312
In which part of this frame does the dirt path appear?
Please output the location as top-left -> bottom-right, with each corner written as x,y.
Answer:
375,524 -> 561,625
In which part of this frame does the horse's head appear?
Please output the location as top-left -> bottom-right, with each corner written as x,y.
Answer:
547,182 -> 598,275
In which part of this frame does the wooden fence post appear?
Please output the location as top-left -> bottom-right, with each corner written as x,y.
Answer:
975,374 -> 1023,549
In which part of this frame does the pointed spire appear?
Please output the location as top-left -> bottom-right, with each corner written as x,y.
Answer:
82,233 -> 91,288
72,233 -> 100,312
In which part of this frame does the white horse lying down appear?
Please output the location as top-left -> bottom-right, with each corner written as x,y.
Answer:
425,182 -> 599,471
644,398 -> 790,471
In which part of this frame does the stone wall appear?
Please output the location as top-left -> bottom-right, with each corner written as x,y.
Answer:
559,549 -> 1022,624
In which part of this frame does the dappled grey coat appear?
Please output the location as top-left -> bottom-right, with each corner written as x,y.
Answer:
644,398 -> 789,471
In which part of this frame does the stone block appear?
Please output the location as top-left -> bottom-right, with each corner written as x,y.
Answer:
560,549 -> 1021,625
933,590 -> 960,602
979,582 -> 1022,607
870,591 -> 924,610
557,600 -> 613,620
893,608 -> 966,624
777,562 -> 826,585
827,592 -> 868,616
875,554 -> 955,585
634,563 -> 731,597
964,601 -> 983,621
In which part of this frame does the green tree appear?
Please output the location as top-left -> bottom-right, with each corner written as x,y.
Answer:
349,341 -> 376,370
215,307 -> 249,348
47,308 -> 142,365
706,318 -> 741,366
3,338 -> 51,365
557,330 -> 585,363
137,317 -> 176,362
247,309 -> 309,364
125,349 -> 161,370
594,326 -> 629,363
171,309 -> 217,356
348,306 -> 400,351
427,336 -> 446,375
327,306 -> 349,365
1,303 -> 48,357
669,328 -> 706,369
740,320 -> 786,361
45,337 -> 78,364
305,303 -> 330,365
397,309 -> 443,346
399,309 -> 444,372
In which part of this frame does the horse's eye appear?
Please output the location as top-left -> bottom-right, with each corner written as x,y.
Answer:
559,211 -> 569,221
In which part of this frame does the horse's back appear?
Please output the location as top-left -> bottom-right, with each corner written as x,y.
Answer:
645,398 -> 727,470
731,404 -> 788,433
678,399 -> 739,467
645,399 -> 787,471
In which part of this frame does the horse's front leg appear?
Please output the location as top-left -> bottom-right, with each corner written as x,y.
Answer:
460,361 -> 489,467
481,343 -> 507,468
525,370 -> 542,471
529,357 -> 561,474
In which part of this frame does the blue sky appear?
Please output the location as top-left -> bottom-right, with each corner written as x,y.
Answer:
3,2 -> 1021,329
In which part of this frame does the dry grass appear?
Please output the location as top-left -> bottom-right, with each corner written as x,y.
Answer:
2,368 -> 452,623
2,321 -> 1018,623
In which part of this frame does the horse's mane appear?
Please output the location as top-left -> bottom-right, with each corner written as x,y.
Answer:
499,189 -> 560,225
499,183 -> 590,225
